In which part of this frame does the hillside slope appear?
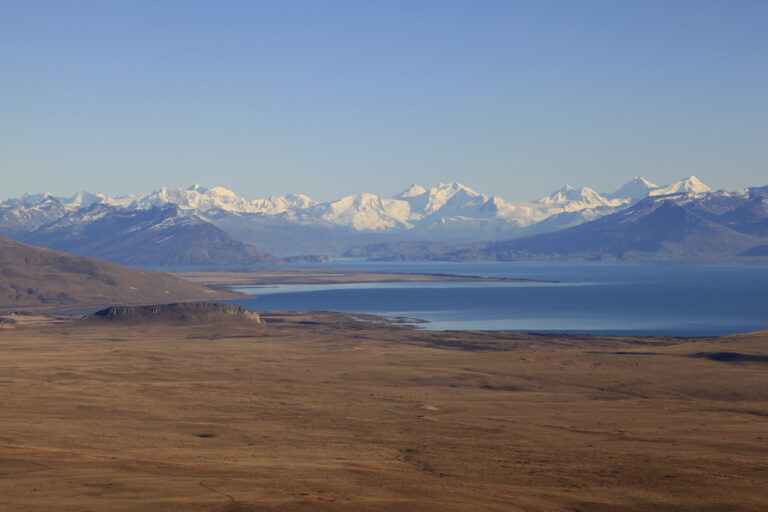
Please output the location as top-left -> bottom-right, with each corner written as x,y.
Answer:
18,204 -> 281,265
0,237 -> 243,309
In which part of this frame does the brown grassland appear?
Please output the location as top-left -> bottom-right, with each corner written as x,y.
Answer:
0,311 -> 766,511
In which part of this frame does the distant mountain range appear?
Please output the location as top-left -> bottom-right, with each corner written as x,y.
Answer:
20,203 -> 281,266
346,185 -> 768,262
0,176 -> 717,264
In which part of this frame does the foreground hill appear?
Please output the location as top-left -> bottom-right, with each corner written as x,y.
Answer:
0,236 -> 243,308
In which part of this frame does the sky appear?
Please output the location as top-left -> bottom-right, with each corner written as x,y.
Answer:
1,0 -> 767,202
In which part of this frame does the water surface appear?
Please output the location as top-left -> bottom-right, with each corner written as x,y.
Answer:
225,260 -> 768,336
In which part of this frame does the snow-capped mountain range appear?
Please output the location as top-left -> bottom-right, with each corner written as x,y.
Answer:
0,176 -> 716,259
2,175 -> 711,231
346,183 -> 768,262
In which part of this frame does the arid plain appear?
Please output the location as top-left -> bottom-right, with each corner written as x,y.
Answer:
0,308 -> 766,512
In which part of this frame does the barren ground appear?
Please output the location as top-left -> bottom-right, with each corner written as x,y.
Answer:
0,312 -> 766,511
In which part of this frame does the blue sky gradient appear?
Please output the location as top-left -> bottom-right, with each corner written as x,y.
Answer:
2,0 -> 767,201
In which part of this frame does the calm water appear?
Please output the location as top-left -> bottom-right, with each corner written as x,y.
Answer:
224,260 -> 768,336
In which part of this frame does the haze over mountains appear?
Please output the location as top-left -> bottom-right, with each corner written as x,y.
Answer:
18,203 -> 281,266
348,184 -> 768,262
1,176 -> 721,263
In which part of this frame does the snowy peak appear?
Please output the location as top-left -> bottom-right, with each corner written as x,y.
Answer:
424,187 -> 489,219
303,193 -> 412,231
648,176 -> 712,197
0,194 -> 70,235
537,184 -> 576,205
7,192 -> 58,207
129,185 -> 261,212
417,182 -> 484,215
251,193 -> 316,215
429,181 -> 481,198
395,184 -> 427,199
605,175 -> 711,201
63,190 -> 112,208
477,196 -> 548,225
123,185 -> 319,216
634,177 -> 658,187
393,182 -> 475,216
537,185 -> 623,208
606,177 -> 660,201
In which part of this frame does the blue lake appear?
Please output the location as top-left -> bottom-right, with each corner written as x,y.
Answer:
224,260 -> 768,337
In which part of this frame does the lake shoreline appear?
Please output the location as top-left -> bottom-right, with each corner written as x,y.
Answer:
171,267 -> 556,288
212,260 -> 768,337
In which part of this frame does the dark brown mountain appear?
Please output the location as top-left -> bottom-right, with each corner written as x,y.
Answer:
89,302 -> 263,325
0,236 -> 244,309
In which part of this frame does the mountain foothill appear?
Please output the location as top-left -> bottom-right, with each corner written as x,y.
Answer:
0,236 -> 243,309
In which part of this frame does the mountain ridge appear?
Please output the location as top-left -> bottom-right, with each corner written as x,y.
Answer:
1,176 -> 720,259
345,186 -> 768,262
15,203 -> 282,266
4,176 -> 707,232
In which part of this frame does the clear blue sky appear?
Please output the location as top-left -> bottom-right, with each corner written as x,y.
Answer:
2,0 -> 766,201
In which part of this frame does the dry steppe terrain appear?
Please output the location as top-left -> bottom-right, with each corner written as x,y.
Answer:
0,311 -> 766,511
0,236 -> 244,310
